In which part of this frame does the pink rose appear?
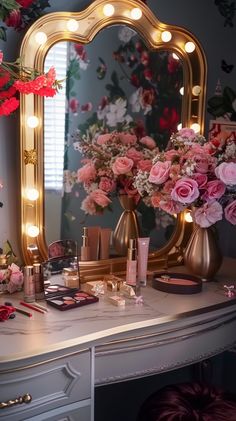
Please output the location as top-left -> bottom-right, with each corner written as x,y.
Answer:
194,153 -> 212,174
193,173 -> 208,188
215,162 -> 236,186
77,162 -> 96,183
139,136 -> 156,150
81,102 -> 93,112
225,200 -> 236,225
164,149 -> 179,161
171,178 -> 199,204
112,157 -> 134,175
90,189 -> 111,208
149,161 -> 171,184
159,199 -> 184,215
119,133 -> 137,145
81,196 -> 97,215
126,147 -> 143,164
178,128 -> 196,140
137,159 -> 153,172
97,133 -> 111,145
205,180 -> 226,200
99,177 -> 116,193
194,201 -> 223,228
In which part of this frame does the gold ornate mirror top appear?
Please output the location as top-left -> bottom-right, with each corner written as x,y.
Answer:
20,0 -> 207,277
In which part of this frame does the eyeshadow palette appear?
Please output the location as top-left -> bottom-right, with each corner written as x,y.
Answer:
44,284 -> 99,310
152,272 -> 202,295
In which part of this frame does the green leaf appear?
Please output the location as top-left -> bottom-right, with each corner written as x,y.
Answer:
0,26 -> 7,41
1,0 -> 20,10
224,86 -> 236,103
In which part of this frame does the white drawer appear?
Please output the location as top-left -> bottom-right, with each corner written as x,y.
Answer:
0,350 -> 91,421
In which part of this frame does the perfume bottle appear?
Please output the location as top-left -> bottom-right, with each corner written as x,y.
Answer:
23,265 -> 35,303
126,238 -> 137,287
81,227 -> 91,261
33,263 -> 45,300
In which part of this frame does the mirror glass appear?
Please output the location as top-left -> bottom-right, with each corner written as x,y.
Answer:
44,26 -> 183,256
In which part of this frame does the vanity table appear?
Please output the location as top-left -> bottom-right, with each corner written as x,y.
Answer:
0,258 -> 236,421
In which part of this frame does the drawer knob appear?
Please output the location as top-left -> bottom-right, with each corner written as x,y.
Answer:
0,393 -> 32,409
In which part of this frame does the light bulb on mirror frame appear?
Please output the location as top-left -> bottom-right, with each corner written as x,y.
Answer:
192,85 -> 201,96
35,31 -> 47,45
161,31 -> 172,42
103,4 -> 115,17
177,123 -> 182,131
26,188 -> 39,201
179,87 -> 184,96
27,116 -> 39,128
191,123 -> 200,133
185,41 -> 195,53
66,19 -> 79,32
27,225 -> 40,238
185,211 -> 193,223
130,7 -> 142,20
172,53 -> 180,60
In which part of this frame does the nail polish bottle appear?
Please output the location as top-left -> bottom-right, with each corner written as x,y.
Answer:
81,227 -> 91,261
126,238 -> 137,287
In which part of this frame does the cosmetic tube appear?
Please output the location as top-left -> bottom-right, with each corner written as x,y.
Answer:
23,265 -> 35,303
100,228 -> 112,260
81,227 -> 91,261
137,237 -> 150,287
33,263 -> 45,300
126,238 -> 137,287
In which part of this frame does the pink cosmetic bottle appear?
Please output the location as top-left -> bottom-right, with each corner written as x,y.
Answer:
81,227 -> 91,261
126,238 -> 137,287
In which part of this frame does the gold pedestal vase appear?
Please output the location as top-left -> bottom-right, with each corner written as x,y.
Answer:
183,225 -> 222,281
113,195 -> 140,256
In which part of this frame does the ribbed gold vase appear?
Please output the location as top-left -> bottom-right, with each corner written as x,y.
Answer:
184,225 -> 222,281
113,195 -> 140,256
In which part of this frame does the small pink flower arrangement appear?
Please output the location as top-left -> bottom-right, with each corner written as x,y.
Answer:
134,127 -> 236,228
74,130 -> 159,215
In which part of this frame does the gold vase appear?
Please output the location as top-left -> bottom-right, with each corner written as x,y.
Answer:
183,225 -> 222,281
113,195 -> 140,256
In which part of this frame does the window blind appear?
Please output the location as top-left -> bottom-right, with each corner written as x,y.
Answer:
44,42 -> 67,191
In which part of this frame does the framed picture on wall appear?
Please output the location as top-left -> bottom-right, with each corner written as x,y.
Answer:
208,119 -> 236,142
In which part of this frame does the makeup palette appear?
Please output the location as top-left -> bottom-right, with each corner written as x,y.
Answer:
44,284 -> 99,310
152,272 -> 202,294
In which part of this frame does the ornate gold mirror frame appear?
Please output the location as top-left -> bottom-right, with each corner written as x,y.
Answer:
19,0 -> 207,278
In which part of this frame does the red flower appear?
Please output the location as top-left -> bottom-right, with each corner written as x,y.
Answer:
143,68 -> 153,81
140,51 -> 150,67
17,0 -> 34,7
0,97 -> 19,116
159,107 -> 179,132
4,9 -> 22,28
0,85 -> 17,100
0,68 -> 10,88
0,305 -> 15,322
13,67 -> 57,96
130,74 -> 140,87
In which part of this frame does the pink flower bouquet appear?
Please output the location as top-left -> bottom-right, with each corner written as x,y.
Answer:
74,130 -> 159,215
134,128 -> 236,228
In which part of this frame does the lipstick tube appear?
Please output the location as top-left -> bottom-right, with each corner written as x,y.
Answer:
126,238 -> 137,287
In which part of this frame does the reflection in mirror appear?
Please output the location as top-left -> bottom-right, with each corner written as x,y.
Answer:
44,26 -> 183,257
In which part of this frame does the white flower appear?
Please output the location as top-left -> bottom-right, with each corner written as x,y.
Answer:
106,98 -> 128,127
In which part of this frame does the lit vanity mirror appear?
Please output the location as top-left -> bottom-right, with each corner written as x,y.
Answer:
20,0 -> 207,278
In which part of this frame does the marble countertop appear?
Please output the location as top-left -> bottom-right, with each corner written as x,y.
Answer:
0,259 -> 236,364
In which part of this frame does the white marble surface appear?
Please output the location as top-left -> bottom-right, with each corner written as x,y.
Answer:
0,260 -> 236,363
